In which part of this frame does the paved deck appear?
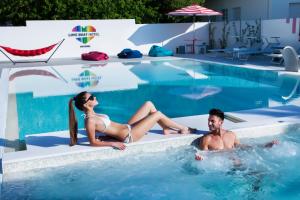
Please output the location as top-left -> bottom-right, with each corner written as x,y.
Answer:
0,53 -> 286,71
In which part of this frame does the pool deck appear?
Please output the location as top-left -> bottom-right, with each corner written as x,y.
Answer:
1,53 -> 300,176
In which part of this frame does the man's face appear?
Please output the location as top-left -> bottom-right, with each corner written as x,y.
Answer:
208,115 -> 223,131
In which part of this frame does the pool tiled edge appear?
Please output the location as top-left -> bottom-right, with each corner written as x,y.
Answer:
2,134 -> 199,173
0,68 -> 10,193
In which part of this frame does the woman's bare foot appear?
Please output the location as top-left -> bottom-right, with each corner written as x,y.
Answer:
179,127 -> 198,134
163,128 -> 179,135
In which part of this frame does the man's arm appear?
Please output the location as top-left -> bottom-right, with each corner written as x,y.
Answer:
231,131 -> 256,149
195,136 -> 210,160
264,140 -> 279,148
233,132 -> 240,147
199,135 -> 209,150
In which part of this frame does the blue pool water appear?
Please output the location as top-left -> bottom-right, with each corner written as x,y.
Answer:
2,131 -> 300,199
8,59 -> 300,139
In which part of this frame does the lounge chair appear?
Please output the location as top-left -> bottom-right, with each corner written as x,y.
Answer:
227,44 -> 278,61
282,46 -> 300,72
207,47 -> 233,57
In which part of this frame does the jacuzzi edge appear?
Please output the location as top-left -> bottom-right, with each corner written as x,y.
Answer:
3,121 -> 300,174
2,134 -> 199,173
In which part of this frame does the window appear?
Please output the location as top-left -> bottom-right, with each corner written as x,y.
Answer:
289,3 -> 300,18
232,7 -> 241,21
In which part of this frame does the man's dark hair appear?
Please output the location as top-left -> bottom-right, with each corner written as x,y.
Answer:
209,108 -> 224,120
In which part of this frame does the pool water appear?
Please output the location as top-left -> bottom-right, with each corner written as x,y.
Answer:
8,59 -> 300,139
2,131 -> 300,199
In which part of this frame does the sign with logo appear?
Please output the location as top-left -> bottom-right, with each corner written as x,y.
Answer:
71,70 -> 101,88
68,25 -> 99,47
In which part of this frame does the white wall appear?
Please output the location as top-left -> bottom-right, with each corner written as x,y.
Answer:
205,0 -> 269,20
262,19 -> 300,49
0,19 -> 209,62
206,0 -> 300,20
210,19 -> 300,50
271,0 -> 300,19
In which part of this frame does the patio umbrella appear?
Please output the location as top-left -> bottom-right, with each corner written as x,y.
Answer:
168,4 -> 222,53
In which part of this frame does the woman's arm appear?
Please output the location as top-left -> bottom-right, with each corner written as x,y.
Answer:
86,120 -> 126,150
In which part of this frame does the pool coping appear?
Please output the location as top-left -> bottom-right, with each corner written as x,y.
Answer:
2,120 -> 300,174
3,134 -> 200,173
0,68 -> 10,194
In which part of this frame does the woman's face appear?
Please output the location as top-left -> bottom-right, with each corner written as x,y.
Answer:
84,93 -> 98,107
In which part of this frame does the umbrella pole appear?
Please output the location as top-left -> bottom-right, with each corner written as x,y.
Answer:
193,15 -> 196,54
239,18 -> 242,44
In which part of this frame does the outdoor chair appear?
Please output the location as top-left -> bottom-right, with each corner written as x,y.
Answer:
0,39 -> 65,64
282,46 -> 300,72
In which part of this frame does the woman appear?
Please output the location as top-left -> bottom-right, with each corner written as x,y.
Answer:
69,91 -> 195,150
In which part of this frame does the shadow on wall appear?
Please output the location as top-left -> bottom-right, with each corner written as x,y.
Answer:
128,23 -> 209,52
128,23 -> 192,45
163,24 -> 209,52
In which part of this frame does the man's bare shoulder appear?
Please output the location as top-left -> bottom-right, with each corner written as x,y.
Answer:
201,133 -> 213,140
199,134 -> 212,144
223,130 -> 237,138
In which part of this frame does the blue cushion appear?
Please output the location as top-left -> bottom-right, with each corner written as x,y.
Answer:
148,45 -> 174,57
117,48 -> 143,58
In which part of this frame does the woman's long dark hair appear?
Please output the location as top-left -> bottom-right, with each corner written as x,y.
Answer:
68,91 -> 87,146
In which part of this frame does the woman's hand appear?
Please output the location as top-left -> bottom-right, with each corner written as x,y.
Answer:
111,142 -> 126,150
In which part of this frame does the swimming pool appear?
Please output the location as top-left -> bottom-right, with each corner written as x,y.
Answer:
7,59 -> 300,140
2,130 -> 300,199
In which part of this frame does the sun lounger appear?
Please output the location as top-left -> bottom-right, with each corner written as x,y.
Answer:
227,46 -> 276,61
207,48 -> 234,57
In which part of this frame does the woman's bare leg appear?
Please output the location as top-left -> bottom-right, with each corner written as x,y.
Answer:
127,101 -> 157,125
130,111 -> 189,141
128,101 -> 174,132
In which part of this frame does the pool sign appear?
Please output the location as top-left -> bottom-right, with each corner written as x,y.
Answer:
68,25 -> 99,47
72,70 -> 101,88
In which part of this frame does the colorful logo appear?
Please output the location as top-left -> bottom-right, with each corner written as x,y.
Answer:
68,25 -> 99,45
71,70 -> 101,88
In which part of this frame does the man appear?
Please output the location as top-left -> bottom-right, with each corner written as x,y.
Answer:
195,108 -> 278,160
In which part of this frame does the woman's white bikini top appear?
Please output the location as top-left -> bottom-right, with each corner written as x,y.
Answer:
84,113 -> 111,130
